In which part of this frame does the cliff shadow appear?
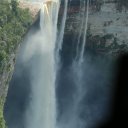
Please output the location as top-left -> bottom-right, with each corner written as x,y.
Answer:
96,54 -> 128,128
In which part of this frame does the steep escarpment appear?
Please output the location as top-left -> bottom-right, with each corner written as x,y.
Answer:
1,0 -> 128,127
0,1 -> 33,127
16,0 -> 128,57
63,0 -> 128,57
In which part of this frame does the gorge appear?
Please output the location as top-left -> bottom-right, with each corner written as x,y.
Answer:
0,0 -> 128,128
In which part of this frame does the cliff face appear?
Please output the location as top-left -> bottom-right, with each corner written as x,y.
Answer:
0,1 -> 33,127
63,0 -> 128,56
18,0 -> 128,55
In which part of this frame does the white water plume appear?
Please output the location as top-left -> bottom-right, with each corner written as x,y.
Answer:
75,0 -> 89,64
57,0 -> 68,51
55,0 -> 68,70
79,0 -> 89,64
70,0 -> 90,127
75,0 -> 85,61
4,1 -> 112,128
21,1 -> 60,128
73,0 -> 90,94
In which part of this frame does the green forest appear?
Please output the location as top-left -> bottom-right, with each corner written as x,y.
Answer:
0,0 -> 32,72
0,0 -> 33,127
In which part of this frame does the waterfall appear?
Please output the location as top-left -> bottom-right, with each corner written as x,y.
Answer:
71,0 -> 90,127
55,0 -> 68,69
24,1 -> 60,128
4,1 -> 112,128
79,0 -> 89,64
75,0 -> 85,62
76,0 -> 89,64
57,0 -> 68,51
73,0 -> 90,96
22,0 -> 68,128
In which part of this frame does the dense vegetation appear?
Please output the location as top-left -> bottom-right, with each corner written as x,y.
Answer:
0,0 -> 33,127
0,0 -> 32,72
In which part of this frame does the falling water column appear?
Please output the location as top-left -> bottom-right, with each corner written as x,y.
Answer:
71,0 -> 90,127
25,1 -> 60,128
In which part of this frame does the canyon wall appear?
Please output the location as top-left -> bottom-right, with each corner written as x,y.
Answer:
64,0 -> 128,56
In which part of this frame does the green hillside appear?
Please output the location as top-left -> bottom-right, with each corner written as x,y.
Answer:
0,0 -> 32,127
